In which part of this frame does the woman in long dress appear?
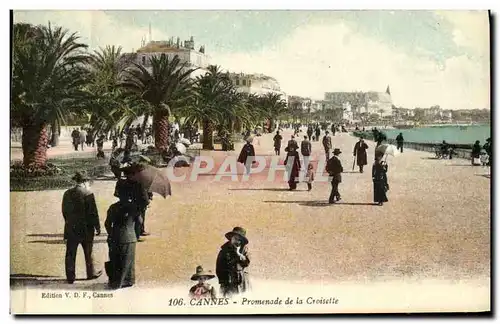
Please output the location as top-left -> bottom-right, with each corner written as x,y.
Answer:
237,138 -> 256,174
105,195 -> 142,289
372,153 -> 389,206
284,146 -> 301,190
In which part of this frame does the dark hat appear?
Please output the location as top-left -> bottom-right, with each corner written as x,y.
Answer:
72,171 -> 89,183
333,148 -> 342,155
225,227 -> 249,245
190,265 -> 215,281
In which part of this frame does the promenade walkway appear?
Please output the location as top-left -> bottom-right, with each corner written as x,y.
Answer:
11,130 -> 490,293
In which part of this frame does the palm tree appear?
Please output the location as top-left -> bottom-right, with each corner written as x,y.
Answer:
11,22 -> 90,168
86,45 -> 149,140
121,54 -> 197,151
181,65 -> 236,150
260,93 -> 287,132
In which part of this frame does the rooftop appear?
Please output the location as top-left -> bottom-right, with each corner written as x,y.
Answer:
136,42 -> 190,53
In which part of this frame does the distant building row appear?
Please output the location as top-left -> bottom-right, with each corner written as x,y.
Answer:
125,36 -> 477,123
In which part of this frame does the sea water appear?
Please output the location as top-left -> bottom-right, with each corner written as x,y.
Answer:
383,125 -> 491,145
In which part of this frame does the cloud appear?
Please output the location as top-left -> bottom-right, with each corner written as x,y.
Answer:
13,10 -> 168,52
436,11 -> 489,59
13,11 -> 489,110
211,21 -> 489,110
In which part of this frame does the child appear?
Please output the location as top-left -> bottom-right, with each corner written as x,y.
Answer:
306,162 -> 315,191
189,266 -> 216,300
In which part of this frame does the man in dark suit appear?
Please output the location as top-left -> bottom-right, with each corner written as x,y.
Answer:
301,135 -> 312,168
61,172 -> 102,283
326,148 -> 344,204
287,135 -> 299,152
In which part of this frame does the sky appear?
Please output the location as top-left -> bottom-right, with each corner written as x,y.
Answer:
13,10 -> 490,110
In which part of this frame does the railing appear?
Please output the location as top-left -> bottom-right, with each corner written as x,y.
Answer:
352,131 -> 475,160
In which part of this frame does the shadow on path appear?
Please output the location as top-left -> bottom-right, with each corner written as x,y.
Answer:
229,188 -> 308,192
476,174 -> 491,179
27,233 -> 65,238
264,200 -> 378,207
10,274 -> 111,291
28,238 -> 108,245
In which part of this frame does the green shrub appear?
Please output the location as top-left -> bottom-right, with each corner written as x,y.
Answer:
10,157 -> 109,191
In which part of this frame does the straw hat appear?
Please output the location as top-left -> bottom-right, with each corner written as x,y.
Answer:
190,266 -> 215,281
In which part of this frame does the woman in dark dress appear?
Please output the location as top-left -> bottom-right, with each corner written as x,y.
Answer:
471,140 -> 482,165
237,138 -> 256,174
105,194 -> 143,289
372,153 -> 389,206
284,146 -> 301,190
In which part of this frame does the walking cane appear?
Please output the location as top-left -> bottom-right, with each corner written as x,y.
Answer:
352,154 -> 356,171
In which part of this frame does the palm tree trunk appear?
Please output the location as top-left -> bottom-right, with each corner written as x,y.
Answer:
141,113 -> 150,144
153,111 -> 169,151
269,118 -> 275,133
22,123 -> 49,168
202,118 -> 214,150
50,120 -> 60,147
234,119 -> 241,133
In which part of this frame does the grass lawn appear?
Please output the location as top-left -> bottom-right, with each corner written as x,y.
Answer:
10,157 -> 109,192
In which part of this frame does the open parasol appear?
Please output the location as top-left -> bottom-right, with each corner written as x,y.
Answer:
129,164 -> 172,198
179,138 -> 191,147
375,144 -> 400,158
175,142 -> 187,155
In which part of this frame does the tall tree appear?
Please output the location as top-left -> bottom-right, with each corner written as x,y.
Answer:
86,45 -> 141,137
260,93 -> 287,132
121,54 -> 197,151
11,22 -> 90,168
182,65 -> 237,150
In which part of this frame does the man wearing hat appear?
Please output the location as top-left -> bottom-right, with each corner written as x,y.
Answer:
61,172 -> 102,283
286,135 -> 299,152
326,148 -> 344,204
353,137 -> 369,173
189,266 -> 217,300
273,131 -> 283,155
322,131 -> 332,160
216,227 -> 251,297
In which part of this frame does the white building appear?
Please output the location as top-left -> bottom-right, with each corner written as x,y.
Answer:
229,73 -> 287,99
122,37 -> 211,78
288,95 -> 312,111
442,110 -> 453,120
310,101 -> 322,112
342,102 -> 353,121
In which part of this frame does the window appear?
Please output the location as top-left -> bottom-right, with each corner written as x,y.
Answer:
235,79 -> 239,86
142,56 -> 146,65
242,79 -> 247,86
248,80 -> 252,87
